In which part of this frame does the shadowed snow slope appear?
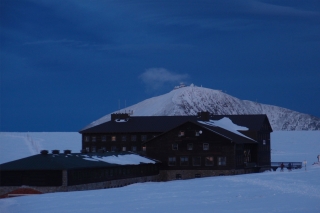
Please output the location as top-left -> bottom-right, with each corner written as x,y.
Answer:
83,86 -> 320,131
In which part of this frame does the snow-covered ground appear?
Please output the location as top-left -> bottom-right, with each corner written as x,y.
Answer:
0,131 -> 319,213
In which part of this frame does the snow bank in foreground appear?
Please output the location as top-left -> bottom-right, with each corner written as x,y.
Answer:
1,166 -> 319,213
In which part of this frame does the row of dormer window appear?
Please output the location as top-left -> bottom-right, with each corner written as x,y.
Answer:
84,145 -> 146,153
172,143 -> 209,151
168,156 -> 226,166
84,135 -> 148,142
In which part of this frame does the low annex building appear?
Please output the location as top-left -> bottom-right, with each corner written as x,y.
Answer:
0,150 -> 159,197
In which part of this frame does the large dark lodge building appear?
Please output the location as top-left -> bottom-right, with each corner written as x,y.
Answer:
0,112 -> 272,197
80,112 -> 272,180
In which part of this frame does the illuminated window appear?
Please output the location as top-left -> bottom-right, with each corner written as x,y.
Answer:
111,136 -> 116,141
179,131 -> 185,137
205,156 -> 214,166
122,147 -> 126,151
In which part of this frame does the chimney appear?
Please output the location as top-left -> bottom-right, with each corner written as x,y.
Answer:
52,150 -> 60,154
111,113 -> 130,122
64,150 -> 71,154
197,111 -> 210,121
40,150 -> 48,155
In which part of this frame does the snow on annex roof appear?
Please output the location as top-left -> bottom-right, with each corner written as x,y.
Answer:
0,152 -> 157,171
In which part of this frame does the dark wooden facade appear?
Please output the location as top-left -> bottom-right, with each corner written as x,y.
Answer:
80,113 -> 272,180
81,133 -> 158,153
145,121 -> 259,171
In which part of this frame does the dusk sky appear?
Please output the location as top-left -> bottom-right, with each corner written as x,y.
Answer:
1,0 -> 320,132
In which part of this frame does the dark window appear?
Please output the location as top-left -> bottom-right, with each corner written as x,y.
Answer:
176,174 -> 182,179
168,157 -> 176,166
122,136 -> 127,141
111,136 -> 116,141
193,157 -> 201,166
205,156 -> 214,166
111,146 -> 117,151
92,136 -> 96,142
218,157 -> 226,166
141,135 -> 147,141
187,143 -> 193,150
203,143 -> 209,150
85,136 -> 90,142
91,146 -> 96,152
131,135 -> 136,141
85,147 -> 89,152
195,174 -> 201,178
263,140 -> 266,145
131,146 -> 137,151
180,156 -> 189,166
101,135 -> 106,142
172,143 -> 178,150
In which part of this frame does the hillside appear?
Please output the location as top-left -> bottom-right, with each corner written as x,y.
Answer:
84,86 -> 320,131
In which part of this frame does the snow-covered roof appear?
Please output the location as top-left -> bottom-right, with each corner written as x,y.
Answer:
198,117 -> 255,141
0,152 -> 157,171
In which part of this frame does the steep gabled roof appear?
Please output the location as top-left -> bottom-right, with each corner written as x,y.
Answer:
0,152 -> 157,171
80,114 -> 272,134
143,120 -> 257,145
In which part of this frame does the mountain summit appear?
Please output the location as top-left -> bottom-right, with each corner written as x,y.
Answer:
84,85 -> 320,131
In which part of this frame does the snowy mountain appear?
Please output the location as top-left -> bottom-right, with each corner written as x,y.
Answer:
84,86 -> 320,131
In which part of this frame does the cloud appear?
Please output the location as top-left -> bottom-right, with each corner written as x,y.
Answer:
139,68 -> 189,90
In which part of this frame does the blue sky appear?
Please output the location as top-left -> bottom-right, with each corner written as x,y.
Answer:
1,0 -> 320,131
